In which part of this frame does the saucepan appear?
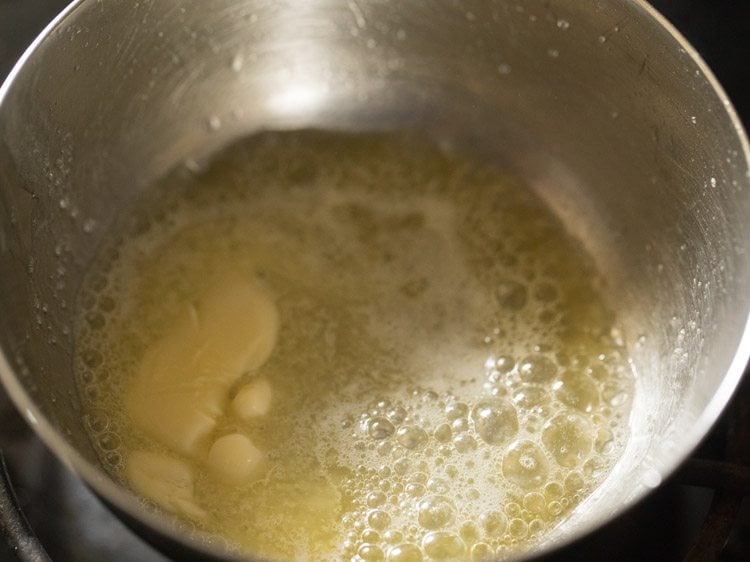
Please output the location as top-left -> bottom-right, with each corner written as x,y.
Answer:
0,0 -> 749,559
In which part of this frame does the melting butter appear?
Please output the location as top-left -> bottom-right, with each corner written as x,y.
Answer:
126,450 -> 206,520
124,274 -> 278,512
125,274 -> 278,458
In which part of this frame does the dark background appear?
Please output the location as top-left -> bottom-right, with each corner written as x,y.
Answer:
650,0 -> 750,122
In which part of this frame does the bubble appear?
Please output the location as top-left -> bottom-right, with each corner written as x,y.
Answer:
207,116 -> 222,131
564,471 -> 585,494
451,418 -> 469,433
519,355 -> 557,383
84,409 -> 110,433
369,399 -> 389,415
505,502 -> 522,518
77,367 -> 95,387
593,428 -> 615,456
495,355 -> 516,373
483,382 -> 505,397
82,349 -> 103,368
368,510 -> 391,530
411,471 -> 428,484
453,433 -> 478,453
509,518 -> 528,539
104,451 -> 122,468
369,417 -> 396,439
609,391 -> 629,408
544,482 -> 563,500
583,457 -> 605,477
84,384 -> 99,402
459,521 -> 480,543
529,518 -> 546,536
541,414 -> 592,467
479,510 -> 507,538
82,217 -> 98,234
587,364 -> 609,381
89,273 -> 108,292
495,279 -> 527,311
359,543 -> 385,561
384,530 -> 403,544
388,543 -> 423,562
434,424 -> 452,443
502,440 -> 549,489
394,458 -> 410,475
427,477 -> 450,494
406,483 -> 426,497
445,402 -> 469,420
422,532 -> 466,559
511,386 -> 549,409
444,465 -> 458,479
397,426 -> 428,449
367,491 -> 387,507
471,399 -> 518,446
363,529 -> 381,543
471,542 -> 494,561
378,441 -> 394,456
553,370 -> 600,413
99,295 -> 116,312
97,432 -> 121,451
388,406 -> 408,424
418,495 -> 456,529
342,539 -> 357,555
522,492 -> 546,516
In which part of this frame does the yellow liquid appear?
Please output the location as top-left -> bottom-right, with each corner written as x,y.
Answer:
75,131 -> 634,561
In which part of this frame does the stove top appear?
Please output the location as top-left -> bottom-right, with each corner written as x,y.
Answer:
0,1 -> 748,561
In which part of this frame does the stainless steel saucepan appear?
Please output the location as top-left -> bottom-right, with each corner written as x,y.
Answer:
1,0 -> 749,559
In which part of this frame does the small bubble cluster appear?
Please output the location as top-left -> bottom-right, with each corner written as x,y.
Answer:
334,340 -> 630,560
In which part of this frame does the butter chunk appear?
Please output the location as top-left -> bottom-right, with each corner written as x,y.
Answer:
232,378 -> 272,419
207,433 -> 266,485
125,274 -> 279,457
126,450 -> 206,520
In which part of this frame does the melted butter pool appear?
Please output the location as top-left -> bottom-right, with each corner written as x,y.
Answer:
75,131 -> 634,561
